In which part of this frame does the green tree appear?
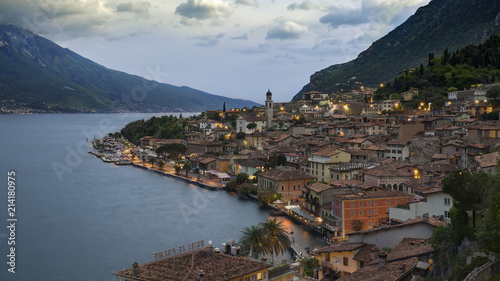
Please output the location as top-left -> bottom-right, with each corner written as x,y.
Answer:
236,172 -> 249,185
239,225 -> 266,259
486,86 -> 500,106
442,170 -> 484,227
182,160 -> 192,177
259,218 -> 291,264
158,159 -> 165,171
477,173 -> 500,253
300,257 -> 320,277
148,156 -> 157,168
246,122 -> 258,132
351,219 -> 364,231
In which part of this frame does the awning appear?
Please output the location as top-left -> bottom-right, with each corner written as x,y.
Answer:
291,208 -> 316,221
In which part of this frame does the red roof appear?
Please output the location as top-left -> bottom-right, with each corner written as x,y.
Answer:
114,247 -> 271,281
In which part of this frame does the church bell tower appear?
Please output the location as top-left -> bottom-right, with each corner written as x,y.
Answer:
265,89 -> 273,129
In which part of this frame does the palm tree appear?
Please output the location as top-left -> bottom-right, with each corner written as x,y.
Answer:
239,225 -> 266,259
260,218 -> 291,264
158,159 -> 165,171
183,160 -> 192,177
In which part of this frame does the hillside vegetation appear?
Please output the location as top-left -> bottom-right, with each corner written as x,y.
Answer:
375,35 -> 500,108
293,0 -> 500,100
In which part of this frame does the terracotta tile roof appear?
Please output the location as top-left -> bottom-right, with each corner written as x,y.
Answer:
351,217 -> 445,235
114,247 -> 271,281
199,157 -> 217,164
234,159 -> 265,167
332,190 -> 411,201
345,149 -> 374,156
328,180 -> 364,188
311,148 -> 340,157
305,182 -> 334,193
363,168 -> 412,177
258,167 -> 314,181
353,244 -> 378,263
422,163 -> 458,173
386,139 -> 409,146
337,257 -> 421,281
347,138 -> 368,144
386,238 -> 434,262
242,116 -> 266,122
310,242 -> 365,254
362,145 -> 386,151
474,152 -> 500,168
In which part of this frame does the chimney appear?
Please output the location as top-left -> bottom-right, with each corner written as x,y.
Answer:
423,213 -> 429,222
378,251 -> 388,268
198,270 -> 205,281
132,262 -> 140,277
399,263 -> 406,273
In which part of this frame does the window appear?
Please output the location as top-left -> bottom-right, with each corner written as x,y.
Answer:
374,209 -> 378,216
359,201 -> 363,206
368,221 -> 372,227
444,198 -> 451,205
359,210 -> 363,216
395,199 -> 399,204
444,211 -> 450,219
387,199 -> 390,205
325,253 -> 330,262
367,200 -> 371,206
367,210 -> 372,216
350,201 -> 354,207
343,257 -> 349,266
374,220 -> 378,226
337,175 -> 340,180
298,184 -> 300,189
281,185 -> 284,191
350,211 -> 354,217
374,200 -> 378,205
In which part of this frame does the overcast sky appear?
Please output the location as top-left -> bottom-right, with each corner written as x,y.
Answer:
1,0 -> 431,104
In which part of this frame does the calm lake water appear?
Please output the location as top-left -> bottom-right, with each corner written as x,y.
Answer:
0,113 -> 324,281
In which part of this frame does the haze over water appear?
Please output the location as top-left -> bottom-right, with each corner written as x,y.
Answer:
0,113 -> 323,281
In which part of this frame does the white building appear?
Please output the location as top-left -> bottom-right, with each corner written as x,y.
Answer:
389,190 -> 452,224
385,139 -> 410,160
236,116 -> 266,134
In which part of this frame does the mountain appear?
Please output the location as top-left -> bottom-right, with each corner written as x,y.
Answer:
0,25 -> 260,113
293,0 -> 500,100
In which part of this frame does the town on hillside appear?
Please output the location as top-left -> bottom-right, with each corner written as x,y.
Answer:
103,86 -> 500,281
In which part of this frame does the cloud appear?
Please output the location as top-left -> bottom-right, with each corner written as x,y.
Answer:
319,9 -> 368,28
115,1 -> 151,17
175,0 -> 235,26
287,1 -> 321,11
231,33 -> 248,40
319,0 -> 428,30
266,20 -> 308,40
191,33 -> 225,47
235,0 -> 258,7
